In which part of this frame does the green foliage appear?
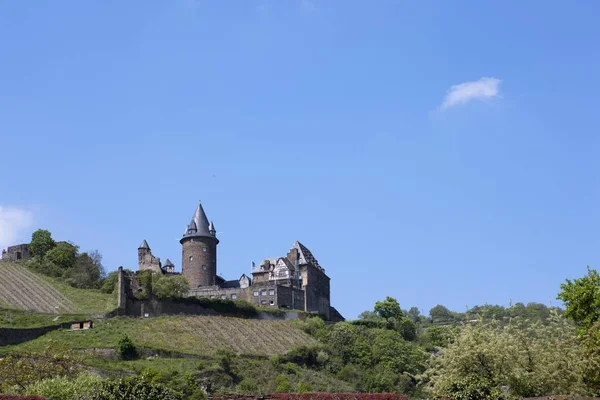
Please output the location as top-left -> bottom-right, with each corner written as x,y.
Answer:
152,274 -> 190,299
65,250 -> 105,289
25,372 -> 104,400
374,296 -> 403,320
238,377 -> 259,394
296,381 -> 312,393
30,229 -> 56,258
117,335 -> 139,360
45,242 -> 78,271
135,270 -> 153,299
215,347 -> 239,377
274,374 -> 293,393
406,306 -> 422,323
422,325 -> 456,348
424,315 -> 590,399
557,267 -> 600,332
101,271 -> 119,294
392,317 -> 417,341
370,329 -> 426,374
80,374 -> 183,400
0,352 -> 80,393
429,304 -> 453,323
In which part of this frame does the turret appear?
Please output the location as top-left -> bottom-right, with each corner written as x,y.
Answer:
180,202 -> 219,288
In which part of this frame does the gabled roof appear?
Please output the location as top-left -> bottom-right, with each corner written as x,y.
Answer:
164,259 -> 174,266
293,241 -> 322,269
139,240 -> 150,249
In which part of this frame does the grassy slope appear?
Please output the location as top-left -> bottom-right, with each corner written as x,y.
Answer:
0,261 -> 116,315
7,315 -> 316,356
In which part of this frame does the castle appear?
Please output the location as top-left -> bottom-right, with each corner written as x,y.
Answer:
138,202 -> 340,320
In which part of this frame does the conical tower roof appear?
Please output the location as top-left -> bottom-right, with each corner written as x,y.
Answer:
139,239 -> 150,249
181,202 -> 218,242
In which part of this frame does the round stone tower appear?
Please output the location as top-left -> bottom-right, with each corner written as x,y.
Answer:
180,202 -> 219,288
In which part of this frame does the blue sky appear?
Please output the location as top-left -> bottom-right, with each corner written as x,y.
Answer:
1,1 -> 600,319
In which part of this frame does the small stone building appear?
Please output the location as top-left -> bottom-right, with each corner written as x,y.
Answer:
1,243 -> 32,262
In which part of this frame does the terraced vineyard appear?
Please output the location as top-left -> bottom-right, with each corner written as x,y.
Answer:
0,261 -> 74,313
13,315 -> 317,356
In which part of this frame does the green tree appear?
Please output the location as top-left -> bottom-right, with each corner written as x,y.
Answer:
429,304 -> 453,323
45,241 -> 78,271
407,306 -> 422,323
374,296 -> 403,320
66,250 -> 105,288
557,267 -> 600,332
424,316 -> 589,399
152,274 -> 190,298
30,229 -> 56,258
117,335 -> 138,361
101,270 -> 119,294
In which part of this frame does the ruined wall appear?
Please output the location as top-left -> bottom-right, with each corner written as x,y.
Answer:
1,243 -> 32,262
138,248 -> 161,273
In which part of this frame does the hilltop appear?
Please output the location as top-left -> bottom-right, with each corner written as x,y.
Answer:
0,261 -> 116,315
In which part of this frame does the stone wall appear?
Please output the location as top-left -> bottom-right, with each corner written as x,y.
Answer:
181,237 -> 217,288
1,243 -> 32,262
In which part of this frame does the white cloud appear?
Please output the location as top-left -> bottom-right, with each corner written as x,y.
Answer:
0,206 -> 34,250
440,77 -> 501,110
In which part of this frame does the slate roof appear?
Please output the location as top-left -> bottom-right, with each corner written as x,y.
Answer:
293,241 -> 322,269
164,259 -> 174,267
139,240 -> 150,249
221,280 -> 241,289
182,202 -> 218,241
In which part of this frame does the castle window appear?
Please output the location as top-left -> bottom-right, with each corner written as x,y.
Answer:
220,295 -> 226,299
269,289 -> 275,296
203,247 -> 207,252
231,294 -> 237,299
189,256 -> 193,261
270,300 -> 274,306
260,290 -> 267,296
202,265 -> 206,270
261,300 -> 268,305
253,291 -> 259,296
16,252 -> 22,260
210,295 -> 215,298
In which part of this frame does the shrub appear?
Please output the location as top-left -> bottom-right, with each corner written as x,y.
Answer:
270,394 -> 409,400
79,375 -> 183,400
237,377 -> 259,394
296,381 -> 312,393
274,375 -> 292,393
116,335 -> 138,360
25,372 -> 104,400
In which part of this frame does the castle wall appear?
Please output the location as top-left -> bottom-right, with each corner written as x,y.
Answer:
138,248 -> 161,273
301,264 -> 331,319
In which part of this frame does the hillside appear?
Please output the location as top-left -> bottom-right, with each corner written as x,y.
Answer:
0,261 -> 116,314
8,314 -> 316,357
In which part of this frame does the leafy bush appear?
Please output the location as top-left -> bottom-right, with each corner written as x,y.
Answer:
274,375 -> 292,393
116,335 -> 138,360
79,375 -> 183,400
237,377 -> 259,394
25,372 -> 103,400
0,396 -> 46,400
101,271 -> 119,294
270,394 -> 409,400
152,275 -> 189,299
